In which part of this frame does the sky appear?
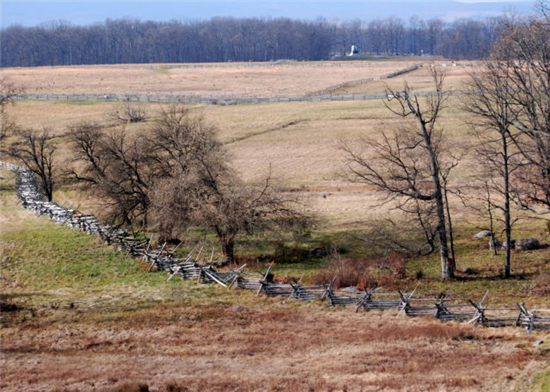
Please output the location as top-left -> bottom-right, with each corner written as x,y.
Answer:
1,0 -> 538,27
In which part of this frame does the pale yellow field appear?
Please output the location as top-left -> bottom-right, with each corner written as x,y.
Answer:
336,63 -> 475,95
5,93 -> 476,227
3,60 -> 441,97
0,61 -> 483,226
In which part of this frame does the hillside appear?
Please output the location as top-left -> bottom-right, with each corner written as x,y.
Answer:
1,60 -> 549,391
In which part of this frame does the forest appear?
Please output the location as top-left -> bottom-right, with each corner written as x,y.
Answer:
1,15 -> 503,67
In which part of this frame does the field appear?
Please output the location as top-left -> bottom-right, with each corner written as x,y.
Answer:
1,60 -> 550,391
1,60 -> 472,98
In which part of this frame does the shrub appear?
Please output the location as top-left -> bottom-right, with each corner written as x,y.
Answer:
311,253 -> 406,289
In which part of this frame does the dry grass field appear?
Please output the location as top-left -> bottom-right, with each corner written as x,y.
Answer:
1,60 -> 471,98
5,92 -> 474,226
2,61 -> 550,392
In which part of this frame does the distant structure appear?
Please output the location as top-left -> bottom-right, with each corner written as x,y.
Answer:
347,44 -> 359,57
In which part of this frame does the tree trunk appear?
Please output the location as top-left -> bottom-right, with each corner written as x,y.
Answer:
418,117 -> 454,280
221,237 -> 236,264
216,228 -> 236,264
502,131 -> 512,278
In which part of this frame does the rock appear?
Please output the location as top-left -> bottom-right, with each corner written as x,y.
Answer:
342,286 -> 360,293
473,230 -> 493,240
515,238 -> 541,251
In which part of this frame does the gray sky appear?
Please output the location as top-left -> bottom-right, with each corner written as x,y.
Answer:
1,0 -> 538,27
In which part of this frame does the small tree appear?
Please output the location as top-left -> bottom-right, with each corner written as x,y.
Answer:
68,122 -> 157,227
191,172 -> 305,263
0,78 -> 22,140
345,69 -> 456,279
7,129 -> 57,201
357,199 -> 438,258
110,100 -> 147,124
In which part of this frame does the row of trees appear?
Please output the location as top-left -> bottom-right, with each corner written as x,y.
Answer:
1,101 -> 307,263
347,2 -> 550,279
1,16 -> 505,67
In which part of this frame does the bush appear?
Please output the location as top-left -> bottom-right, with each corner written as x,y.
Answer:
311,253 -> 406,289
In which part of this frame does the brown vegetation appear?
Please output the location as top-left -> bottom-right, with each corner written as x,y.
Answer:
0,300 -> 544,392
312,253 -> 406,289
1,61 -> 434,98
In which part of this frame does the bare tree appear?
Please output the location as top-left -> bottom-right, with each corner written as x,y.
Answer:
487,6 -> 550,217
463,62 -> 523,277
0,78 -> 22,141
110,100 -> 147,124
7,129 -> 57,201
345,69 -> 456,279
68,123 -> 158,227
70,106 -> 308,259
147,106 -> 307,261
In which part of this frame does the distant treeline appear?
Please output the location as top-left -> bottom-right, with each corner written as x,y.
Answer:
0,16 -> 505,67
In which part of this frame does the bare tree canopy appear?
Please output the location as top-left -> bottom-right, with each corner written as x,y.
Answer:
68,122 -> 158,226
481,4 -> 550,216
1,16 -> 506,67
6,129 -> 57,201
345,68 -> 457,279
69,106 -> 308,262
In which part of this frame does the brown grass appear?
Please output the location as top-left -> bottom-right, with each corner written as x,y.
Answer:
312,253 -> 406,289
0,88 -> 522,228
1,300 -> 545,392
1,61 -> 427,98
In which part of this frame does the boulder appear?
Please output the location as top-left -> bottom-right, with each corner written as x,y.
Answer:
515,237 -> 541,251
473,230 -> 493,240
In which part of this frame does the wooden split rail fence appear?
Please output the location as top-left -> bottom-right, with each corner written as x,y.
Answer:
2,161 -> 549,332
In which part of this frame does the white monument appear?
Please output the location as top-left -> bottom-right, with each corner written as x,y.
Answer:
347,44 -> 359,57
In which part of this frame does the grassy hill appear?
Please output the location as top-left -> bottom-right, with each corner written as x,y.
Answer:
1,60 -> 549,391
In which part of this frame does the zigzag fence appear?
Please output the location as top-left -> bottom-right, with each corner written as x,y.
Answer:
11,64 -> 469,106
307,64 -> 422,96
1,161 -> 549,332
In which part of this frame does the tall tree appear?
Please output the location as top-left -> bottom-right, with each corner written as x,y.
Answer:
346,69 -> 456,279
488,3 -> 550,217
464,62 -> 521,278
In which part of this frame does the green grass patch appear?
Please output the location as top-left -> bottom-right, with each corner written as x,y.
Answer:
152,68 -> 170,75
531,366 -> 550,392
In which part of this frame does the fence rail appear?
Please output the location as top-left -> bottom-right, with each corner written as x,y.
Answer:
12,89 -> 468,106
1,160 -> 548,333
11,63 -> 470,106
